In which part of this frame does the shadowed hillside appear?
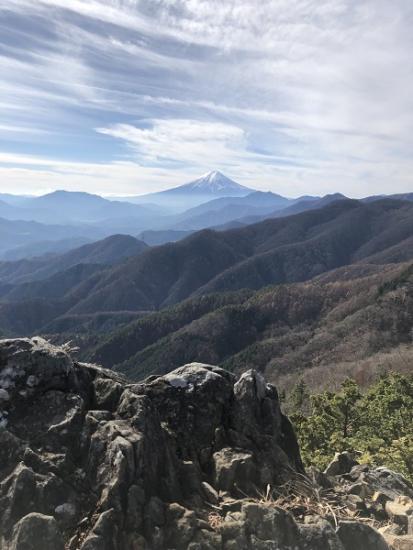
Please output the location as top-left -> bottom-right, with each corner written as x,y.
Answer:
3,199 -> 413,337
85,262 -> 413,388
53,199 -> 413,314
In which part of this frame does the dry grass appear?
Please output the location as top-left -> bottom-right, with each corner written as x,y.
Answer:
278,343 -> 413,397
258,473 -> 382,529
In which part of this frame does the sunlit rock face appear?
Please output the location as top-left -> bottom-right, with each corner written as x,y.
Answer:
0,337 -> 397,550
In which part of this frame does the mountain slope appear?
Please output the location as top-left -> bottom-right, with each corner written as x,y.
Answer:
3,262 -> 105,303
176,170 -> 252,194
59,234 -> 148,265
174,203 -> 275,231
3,199 -> 413,337
0,190 -> 160,226
0,193 -> 33,206
0,234 -> 148,287
0,199 -> 21,219
174,191 -> 293,219
87,261 -> 413,387
0,217 -> 105,257
67,199 -> 413,315
131,171 -> 255,211
27,191 -> 159,224
171,191 -> 292,230
2,237 -> 92,261
235,193 -> 349,225
30,189 -> 107,211
138,229 -> 193,246
67,229 -> 252,313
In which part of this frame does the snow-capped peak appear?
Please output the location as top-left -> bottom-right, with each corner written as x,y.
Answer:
185,171 -> 250,194
201,170 -> 224,182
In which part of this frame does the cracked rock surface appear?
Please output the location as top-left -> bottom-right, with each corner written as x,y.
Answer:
0,337 -> 401,549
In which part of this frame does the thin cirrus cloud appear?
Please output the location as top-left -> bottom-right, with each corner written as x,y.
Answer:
0,0 -> 412,197
96,120 -> 246,166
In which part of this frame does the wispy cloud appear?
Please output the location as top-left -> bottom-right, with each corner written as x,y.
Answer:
0,0 -> 412,196
96,119 -> 246,166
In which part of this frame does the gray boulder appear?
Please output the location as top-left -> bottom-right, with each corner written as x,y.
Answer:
9,513 -> 64,550
0,337 -> 405,550
324,452 -> 359,477
337,521 -> 390,550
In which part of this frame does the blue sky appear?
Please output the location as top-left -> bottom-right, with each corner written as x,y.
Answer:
0,0 -> 412,197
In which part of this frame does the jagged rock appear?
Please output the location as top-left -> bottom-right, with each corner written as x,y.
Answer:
54,502 -> 76,524
346,481 -> 371,498
213,447 -> 256,493
386,497 -> 413,519
299,519 -> 345,549
307,466 -> 334,490
345,465 -> 413,501
374,491 -> 393,506
324,452 -> 359,477
242,502 -> 300,544
201,481 -> 219,505
0,337 -> 406,550
384,497 -> 413,533
0,430 -> 22,468
93,377 -> 123,411
219,519 -> 248,548
166,503 -> 197,548
0,338 -> 74,402
80,509 -> 119,550
345,493 -> 367,513
9,512 -> 64,550
337,521 -> 390,549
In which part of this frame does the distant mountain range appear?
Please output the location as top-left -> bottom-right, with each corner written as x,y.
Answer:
60,199 -> 413,315
2,197 -> 413,338
116,171 -> 254,211
2,237 -> 93,261
0,234 -> 149,334
0,190 -> 158,226
2,169 -> 413,402
0,172 -> 258,257
0,234 -> 148,286
1,171 -> 413,261
0,217 -> 105,258
170,191 -> 292,230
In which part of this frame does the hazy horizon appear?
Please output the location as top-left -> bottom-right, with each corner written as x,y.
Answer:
0,167 -> 390,200
0,169 -> 334,200
1,1 -> 413,198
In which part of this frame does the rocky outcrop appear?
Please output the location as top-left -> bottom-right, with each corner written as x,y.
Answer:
0,338 -> 409,549
320,453 -> 413,549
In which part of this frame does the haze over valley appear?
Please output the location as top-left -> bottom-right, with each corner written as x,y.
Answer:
1,172 -> 413,394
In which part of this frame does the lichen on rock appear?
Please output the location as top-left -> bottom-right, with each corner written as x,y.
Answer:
0,338 -> 408,549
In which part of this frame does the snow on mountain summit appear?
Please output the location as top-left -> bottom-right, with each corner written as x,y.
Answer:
182,171 -> 252,194
128,171 -> 254,211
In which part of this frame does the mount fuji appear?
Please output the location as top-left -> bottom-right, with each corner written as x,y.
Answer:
127,171 -> 255,211
177,171 -> 252,195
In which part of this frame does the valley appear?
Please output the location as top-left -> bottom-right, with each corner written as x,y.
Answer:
0,175 -> 413,399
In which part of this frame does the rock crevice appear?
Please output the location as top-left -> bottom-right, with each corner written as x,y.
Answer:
0,338 -> 407,549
